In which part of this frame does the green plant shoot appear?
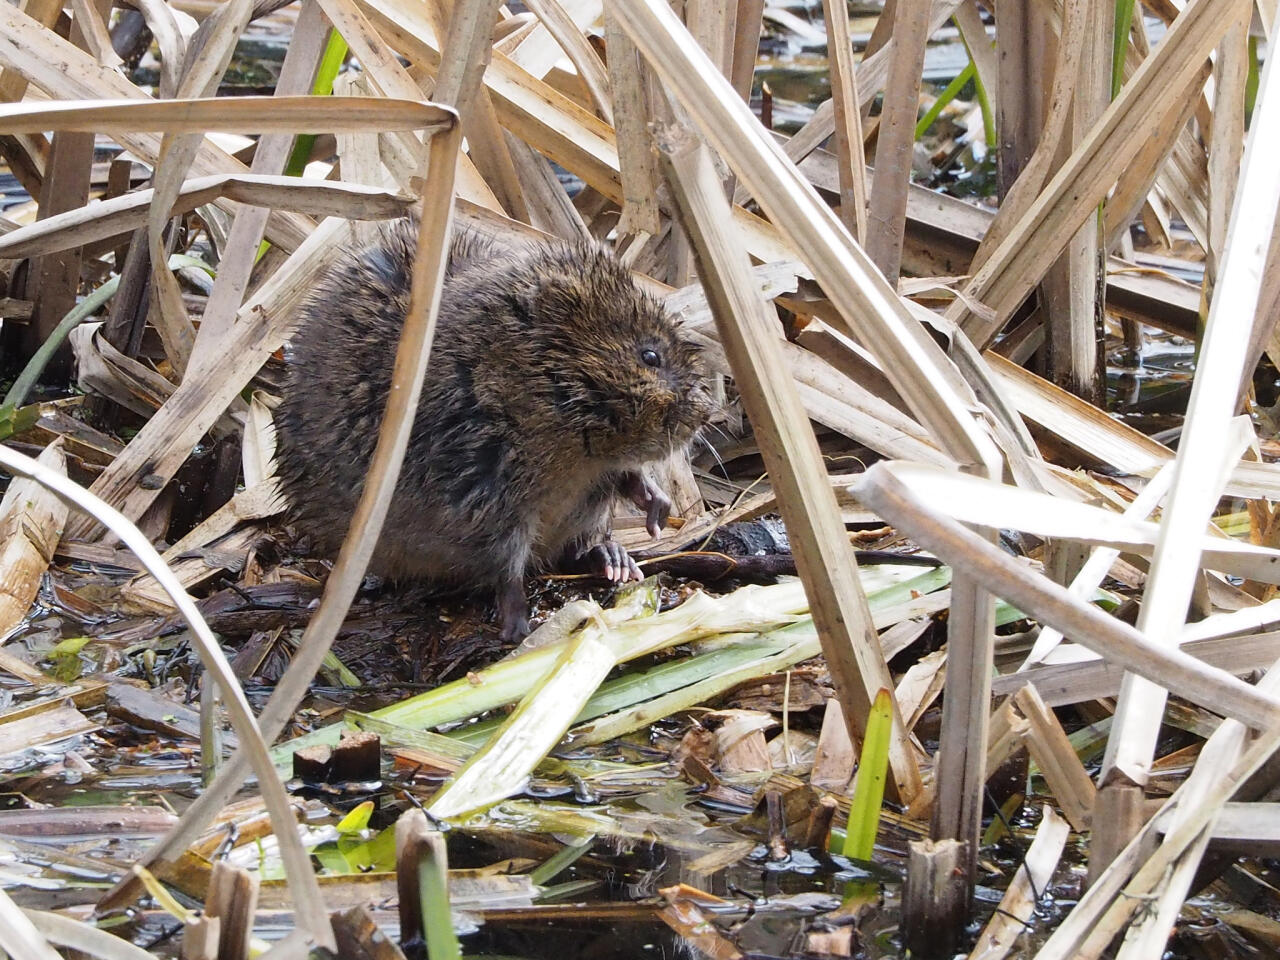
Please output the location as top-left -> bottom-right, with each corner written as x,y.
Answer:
842,687 -> 893,863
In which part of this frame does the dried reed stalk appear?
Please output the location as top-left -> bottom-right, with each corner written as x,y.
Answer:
659,125 -> 922,800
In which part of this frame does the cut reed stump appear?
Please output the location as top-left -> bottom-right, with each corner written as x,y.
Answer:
395,807 -> 451,960
203,860 -> 259,960
902,838 -> 966,959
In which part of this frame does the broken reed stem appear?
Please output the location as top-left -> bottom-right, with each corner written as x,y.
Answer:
1040,661 -> 1280,959
188,0 -> 332,363
657,125 -> 921,802
0,446 -> 335,950
902,838 -> 965,959
819,0 -> 867,244
951,0 -> 1245,346
1101,1 -> 1280,796
863,0 -> 928,282
850,462 -> 1280,731
204,861 -> 259,960
396,809 -> 458,960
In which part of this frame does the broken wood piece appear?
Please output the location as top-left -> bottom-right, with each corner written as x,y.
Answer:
106,681 -> 237,747
181,914 -> 219,960
332,731 -> 381,783
1011,686 -> 1096,832
803,796 -> 840,851
657,890 -> 745,959
0,701 -> 98,756
1086,781 -> 1147,888
806,925 -> 853,957
0,645 -> 55,686
811,699 -> 856,792
765,789 -> 788,861
330,905 -> 409,960
204,860 -> 259,960
292,743 -> 333,783
0,804 -> 177,837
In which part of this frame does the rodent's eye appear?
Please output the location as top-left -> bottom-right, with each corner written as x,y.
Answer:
641,348 -> 661,368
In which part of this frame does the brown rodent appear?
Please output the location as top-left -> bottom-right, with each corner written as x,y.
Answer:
275,220 -> 713,640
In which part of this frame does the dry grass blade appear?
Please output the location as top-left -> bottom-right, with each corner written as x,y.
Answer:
969,807 -> 1069,960
1206,6 -> 1250,285
1,6 -> 296,253
994,632 -> 1280,705
734,0 -> 958,194
1011,687 -> 1096,831
0,96 -> 454,134
23,908 -> 157,960
850,463 -> 1280,730
189,0 -> 331,361
1035,666 -> 1280,959
1019,463 -> 1173,669
0,887 -> 62,960
522,0 -> 611,123
0,446 -> 335,950
0,175 -> 410,260
864,0 -> 929,281
869,459 -> 1280,583
819,0 -> 867,244
606,7 -> 660,236
130,0 -> 184,97
144,0 -> 255,375
987,352 -> 1280,500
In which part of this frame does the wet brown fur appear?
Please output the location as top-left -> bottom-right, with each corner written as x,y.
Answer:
275,220 -> 712,634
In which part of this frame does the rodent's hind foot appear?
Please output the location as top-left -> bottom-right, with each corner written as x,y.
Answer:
582,541 -> 643,583
496,577 -> 532,642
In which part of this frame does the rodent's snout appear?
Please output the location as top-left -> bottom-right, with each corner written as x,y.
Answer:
663,377 -> 714,440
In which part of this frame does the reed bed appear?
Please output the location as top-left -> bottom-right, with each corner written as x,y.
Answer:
0,0 -> 1278,957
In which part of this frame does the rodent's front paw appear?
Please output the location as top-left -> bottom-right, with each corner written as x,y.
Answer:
584,541 -> 643,583
619,471 -> 671,539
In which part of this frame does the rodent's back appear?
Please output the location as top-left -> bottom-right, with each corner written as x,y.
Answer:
275,220 -> 710,588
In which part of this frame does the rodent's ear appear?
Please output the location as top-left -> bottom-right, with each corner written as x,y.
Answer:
534,273 -> 581,306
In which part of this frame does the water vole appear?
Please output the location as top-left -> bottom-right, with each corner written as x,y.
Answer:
275,220 -> 712,640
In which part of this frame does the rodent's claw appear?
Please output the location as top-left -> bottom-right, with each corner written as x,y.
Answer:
585,541 -> 641,583
645,488 -> 671,540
